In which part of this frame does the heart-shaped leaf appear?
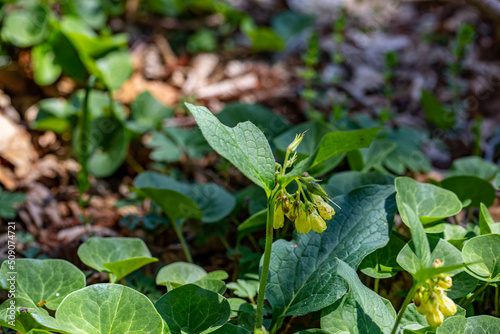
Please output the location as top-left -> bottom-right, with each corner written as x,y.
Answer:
265,185 -> 396,326
56,284 -> 165,334
321,259 -> 396,333
156,262 -> 227,294
1,3 -> 50,47
395,177 -> 462,225
155,284 -> 230,334
448,156 -> 498,180
441,176 -> 496,208
462,234 -> 500,282
437,315 -> 500,333
187,103 -> 276,192
0,259 -> 85,310
31,43 -> 62,86
127,91 -> 173,134
77,237 -> 158,283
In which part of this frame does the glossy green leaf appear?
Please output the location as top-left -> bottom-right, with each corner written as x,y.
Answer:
321,259 -> 396,334
325,171 -> 394,198
0,188 -> 26,218
77,237 -> 158,283
56,284 -> 165,334
96,50 -> 133,91
31,43 -> 62,86
155,284 -> 230,334
156,262 -> 227,294
395,177 -> 462,225
0,296 -> 61,333
398,203 -> 431,270
421,90 -> 455,129
446,271 -> 479,299
284,127 -> 382,180
227,277 -> 259,300
437,315 -> 500,333
359,234 -> 405,278
462,234 -> 500,282
265,185 -> 396,325
186,103 -> 276,191
0,259 -> 85,311
127,91 -> 173,134
360,139 -> 397,172
83,116 -> 129,178
217,103 -> 289,140
441,175 -> 496,208
134,171 -> 234,222
1,3 -> 49,47
479,203 -> 494,235
448,156 -> 498,180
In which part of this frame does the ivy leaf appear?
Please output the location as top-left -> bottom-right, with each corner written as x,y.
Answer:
0,259 -> 85,311
265,185 -> 396,326
186,103 -> 275,192
77,237 -> 158,283
56,284 -> 165,334
395,177 -> 462,225
155,284 -> 230,334
462,234 -> 500,282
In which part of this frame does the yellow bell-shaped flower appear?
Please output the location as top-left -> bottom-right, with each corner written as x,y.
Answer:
436,289 -> 457,317
273,203 -> 285,229
310,209 -> 327,233
295,206 -> 311,234
312,194 -> 335,220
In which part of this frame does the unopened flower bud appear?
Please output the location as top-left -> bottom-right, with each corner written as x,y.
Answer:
433,259 -> 443,268
282,195 -> 290,213
286,198 -> 299,221
287,132 -> 305,152
436,275 -> 453,290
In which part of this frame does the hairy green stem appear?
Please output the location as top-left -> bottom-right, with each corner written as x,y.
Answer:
374,278 -> 380,294
462,282 -> 491,308
255,190 -> 278,332
391,284 -> 418,334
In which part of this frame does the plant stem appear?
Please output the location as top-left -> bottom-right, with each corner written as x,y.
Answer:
391,284 -> 418,334
171,218 -> 193,263
495,286 -> 499,316
255,191 -> 277,332
374,278 -> 380,294
462,282 -> 491,308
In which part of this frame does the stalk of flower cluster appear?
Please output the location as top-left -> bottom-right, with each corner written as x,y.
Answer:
255,188 -> 279,332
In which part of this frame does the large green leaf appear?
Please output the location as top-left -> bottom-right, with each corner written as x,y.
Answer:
156,262 -> 227,294
321,259 -> 396,334
437,315 -> 500,333
440,175 -> 496,208
134,171 -> 235,223
283,127 -> 382,180
325,171 -> 394,198
1,3 -> 50,47
448,156 -> 498,180
0,296 -> 62,333
446,271 -> 479,299
0,259 -> 85,311
127,91 -> 173,134
155,284 -> 230,334
56,284 -> 165,334
395,177 -> 462,225
462,234 -> 500,282
210,323 -> 251,334
31,43 -> 62,86
186,103 -> 276,191
217,103 -> 289,140
77,237 -> 158,283
265,185 -> 396,327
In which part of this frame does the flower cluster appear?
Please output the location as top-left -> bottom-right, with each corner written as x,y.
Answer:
273,178 -> 336,234
413,259 -> 457,327
273,132 -> 337,234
